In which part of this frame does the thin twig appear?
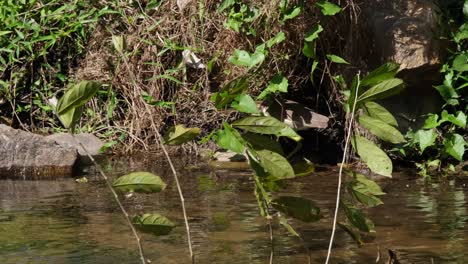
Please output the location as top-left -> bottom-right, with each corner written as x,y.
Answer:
72,137 -> 146,264
324,73 -> 360,264
268,216 -> 274,264
154,131 -> 195,263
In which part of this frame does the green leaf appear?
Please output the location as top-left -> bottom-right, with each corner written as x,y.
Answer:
229,49 -> 265,69
434,84 -> 459,105
326,54 -> 349,64
112,35 -> 125,53
278,215 -> 300,237
304,24 -> 323,42
292,159 -> 315,177
132,213 -> 175,235
443,134 -> 466,161
357,78 -> 404,103
342,202 -> 375,232
352,136 -> 393,177
58,105 -> 83,132
315,1 -> 341,16
363,102 -> 398,127
338,222 -> 363,245
163,125 -> 201,145
257,150 -> 295,180
218,0 -> 235,12
423,114 -> 440,129
232,116 -> 302,142
265,31 -> 286,48
272,196 -> 320,222
56,81 -> 101,115
351,173 -> 384,207
211,77 -> 248,109
302,42 -> 316,58
257,74 -> 289,99
358,115 -> 405,144
282,6 -> 301,21
113,172 -> 167,193
215,122 -> 245,154
231,94 -> 259,113
414,129 -> 437,153
464,0 -> 468,17
241,133 -> 284,155
452,53 -> 468,72
441,110 -> 467,128
360,62 -> 400,87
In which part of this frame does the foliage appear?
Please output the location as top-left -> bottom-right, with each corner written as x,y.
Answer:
112,172 -> 167,193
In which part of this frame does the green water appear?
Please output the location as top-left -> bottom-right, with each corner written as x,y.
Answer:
1,157 -> 467,263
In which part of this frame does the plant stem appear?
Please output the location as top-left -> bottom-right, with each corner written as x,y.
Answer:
268,216 -> 274,264
324,74 -> 360,264
73,137 -> 146,264
155,131 -> 195,263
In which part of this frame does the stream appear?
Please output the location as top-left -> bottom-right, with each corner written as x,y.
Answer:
0,156 -> 467,263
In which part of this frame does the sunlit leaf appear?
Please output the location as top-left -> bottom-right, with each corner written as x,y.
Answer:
58,105 -> 83,132
211,77 -> 248,108
326,54 -> 349,64
272,196 -> 320,222
112,35 -> 125,53
215,122 -> 245,154
363,102 -> 398,127
229,48 -> 265,69
315,0 -> 341,16
358,115 -> 405,144
231,94 -> 259,113
232,116 -> 302,142
414,129 -> 437,153
441,110 -> 467,128
132,213 -> 175,235
292,159 -> 315,177
265,31 -> 286,48
360,62 -> 400,87
257,74 -> 288,99
304,24 -> 323,42
453,53 -> 468,72
352,136 -> 392,177
423,114 -> 441,129
443,134 -> 466,161
163,125 -> 201,145
357,78 -> 404,103
56,81 -> 101,115
257,150 -> 295,180
113,172 -> 166,193
282,6 -> 301,21
217,0 -> 235,12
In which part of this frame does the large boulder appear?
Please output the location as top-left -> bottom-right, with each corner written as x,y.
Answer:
0,125 -> 78,178
46,133 -> 104,157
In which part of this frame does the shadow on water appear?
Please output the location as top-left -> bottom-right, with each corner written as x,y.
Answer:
1,156 -> 468,263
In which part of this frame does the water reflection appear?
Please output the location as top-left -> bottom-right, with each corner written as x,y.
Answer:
0,158 -> 467,263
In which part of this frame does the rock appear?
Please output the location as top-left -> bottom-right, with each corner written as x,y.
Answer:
213,150 -> 246,162
46,133 -> 104,157
0,125 -> 78,178
263,100 -> 329,130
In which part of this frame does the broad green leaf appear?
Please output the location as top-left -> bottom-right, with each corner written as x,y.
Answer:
315,1 -> 341,16
342,202 -> 375,232
453,53 -> 468,72
304,24 -> 323,42
215,122 -> 245,154
352,136 -> 392,177
292,159 -> 315,177
363,102 -> 398,127
272,196 -> 320,222
414,129 -> 437,153
278,215 -> 300,237
241,133 -> 284,155
229,49 -> 265,69
217,0 -> 235,12
352,173 -> 385,195
113,172 -> 166,193
211,77 -> 248,108
357,78 -> 404,103
326,54 -> 349,64
360,62 -> 400,87
338,222 -> 363,245
257,150 -> 295,180
302,41 -> 316,58
231,94 -> 259,113
247,151 -> 269,178
232,116 -> 302,142
358,115 -> 405,144
423,114 -> 441,129
163,125 -> 201,145
434,84 -> 459,105
56,81 -> 101,115
265,31 -> 286,48
282,6 -> 301,22
132,213 -> 175,235
443,134 -> 466,161
257,74 -> 288,99
352,186 -> 384,207
441,110 -> 467,128
58,105 -> 83,132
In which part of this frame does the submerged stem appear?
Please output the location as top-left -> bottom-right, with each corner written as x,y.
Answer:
73,138 -> 146,264
324,74 -> 360,264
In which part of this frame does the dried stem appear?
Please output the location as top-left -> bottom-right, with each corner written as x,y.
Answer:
268,216 -> 274,264
324,73 -> 360,264
155,131 -> 195,263
72,137 -> 146,264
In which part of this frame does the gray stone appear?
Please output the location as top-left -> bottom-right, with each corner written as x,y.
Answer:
46,133 -> 104,157
0,125 -> 78,178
